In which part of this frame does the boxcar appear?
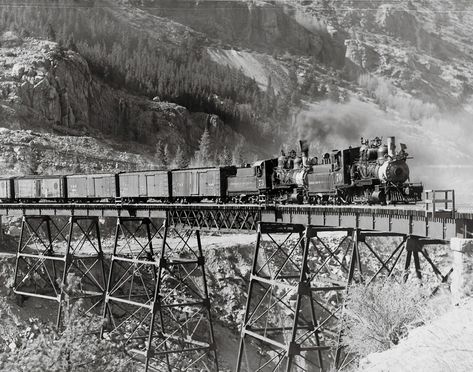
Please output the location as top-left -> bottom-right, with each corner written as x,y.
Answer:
14,176 -> 66,200
0,177 -> 15,201
119,170 -> 171,201
66,173 -> 118,201
171,167 -> 236,201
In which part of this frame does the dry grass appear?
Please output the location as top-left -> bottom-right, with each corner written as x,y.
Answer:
342,278 -> 442,358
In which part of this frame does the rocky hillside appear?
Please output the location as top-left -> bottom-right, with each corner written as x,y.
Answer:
0,31 -> 249,173
127,0 -> 473,102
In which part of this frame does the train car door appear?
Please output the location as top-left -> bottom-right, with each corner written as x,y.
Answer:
34,179 -> 41,198
137,174 -> 147,197
191,171 -> 199,196
88,177 -> 95,198
145,174 -> 155,197
94,177 -> 103,197
199,170 -> 208,196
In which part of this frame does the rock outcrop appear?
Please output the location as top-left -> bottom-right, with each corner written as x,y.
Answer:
0,34 -> 244,157
344,39 -> 381,79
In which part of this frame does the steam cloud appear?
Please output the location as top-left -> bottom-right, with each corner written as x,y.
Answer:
295,100 -> 388,151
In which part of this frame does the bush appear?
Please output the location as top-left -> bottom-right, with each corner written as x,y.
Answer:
0,277 -> 135,372
342,278 -> 430,358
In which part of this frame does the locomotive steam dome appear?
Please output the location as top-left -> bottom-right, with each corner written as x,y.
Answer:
377,145 -> 388,163
378,159 -> 410,183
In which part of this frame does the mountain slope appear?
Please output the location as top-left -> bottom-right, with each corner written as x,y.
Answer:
1,0 -> 473,201
0,34 -> 248,172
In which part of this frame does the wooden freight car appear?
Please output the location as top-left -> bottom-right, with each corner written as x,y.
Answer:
14,176 -> 67,201
66,173 -> 118,201
119,170 -> 171,202
0,177 -> 15,201
171,167 -> 236,202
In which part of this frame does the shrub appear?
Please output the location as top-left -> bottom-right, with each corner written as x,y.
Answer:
0,276 -> 135,372
342,278 -> 430,358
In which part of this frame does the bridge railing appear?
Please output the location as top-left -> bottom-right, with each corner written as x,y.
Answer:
425,189 -> 455,219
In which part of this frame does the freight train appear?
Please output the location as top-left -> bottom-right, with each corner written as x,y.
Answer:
0,136 -> 423,205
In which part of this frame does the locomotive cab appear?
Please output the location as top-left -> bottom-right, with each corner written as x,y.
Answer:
254,159 -> 278,191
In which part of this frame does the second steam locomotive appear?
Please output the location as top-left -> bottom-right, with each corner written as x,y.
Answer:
0,136 -> 422,205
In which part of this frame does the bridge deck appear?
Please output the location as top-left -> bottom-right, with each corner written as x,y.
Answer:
0,202 -> 471,240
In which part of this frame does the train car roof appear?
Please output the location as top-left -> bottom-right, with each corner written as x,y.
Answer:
15,175 -> 66,179
171,166 -> 236,172
119,169 -> 170,175
66,173 -> 118,178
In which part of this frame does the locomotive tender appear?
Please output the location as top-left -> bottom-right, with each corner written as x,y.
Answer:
0,136 -> 422,205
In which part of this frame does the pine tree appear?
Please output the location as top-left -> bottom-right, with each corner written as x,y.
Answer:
232,143 -> 245,167
72,155 -> 81,173
155,140 -> 167,169
163,144 -> 169,169
173,145 -> 188,169
219,146 -> 232,166
194,128 -> 212,167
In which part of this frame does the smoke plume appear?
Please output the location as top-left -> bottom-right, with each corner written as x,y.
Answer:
292,97 -> 473,205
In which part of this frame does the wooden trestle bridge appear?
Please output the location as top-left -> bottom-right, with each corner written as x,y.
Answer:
6,190 -> 473,371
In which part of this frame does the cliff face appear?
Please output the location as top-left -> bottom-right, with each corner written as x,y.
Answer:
0,34 -> 244,168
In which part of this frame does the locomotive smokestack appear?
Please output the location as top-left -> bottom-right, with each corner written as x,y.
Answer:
300,140 -> 309,167
387,136 -> 396,157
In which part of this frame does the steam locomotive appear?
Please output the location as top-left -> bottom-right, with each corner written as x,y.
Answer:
0,136 -> 422,205
229,136 -> 422,205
